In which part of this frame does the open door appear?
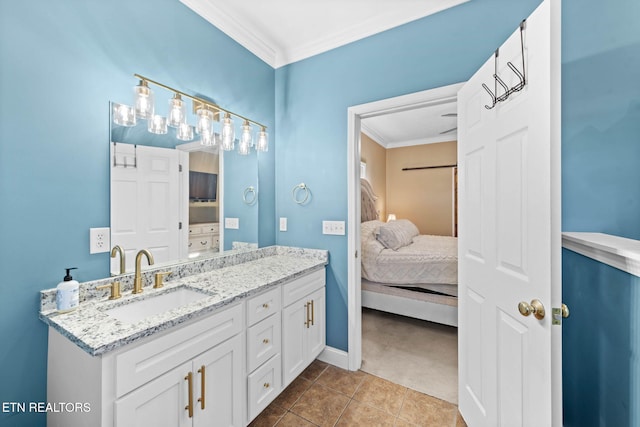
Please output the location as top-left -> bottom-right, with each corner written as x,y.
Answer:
457,0 -> 562,425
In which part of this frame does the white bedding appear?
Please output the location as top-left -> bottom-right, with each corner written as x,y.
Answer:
361,220 -> 458,288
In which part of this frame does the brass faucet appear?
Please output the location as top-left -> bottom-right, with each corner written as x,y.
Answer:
111,245 -> 126,275
132,249 -> 154,294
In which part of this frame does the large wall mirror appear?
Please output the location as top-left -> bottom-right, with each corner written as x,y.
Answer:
109,101 -> 259,275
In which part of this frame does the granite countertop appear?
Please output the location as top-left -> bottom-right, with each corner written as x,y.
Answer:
40,247 -> 328,356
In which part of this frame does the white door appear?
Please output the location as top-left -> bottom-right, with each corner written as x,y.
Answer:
111,143 -> 186,274
457,0 -> 561,426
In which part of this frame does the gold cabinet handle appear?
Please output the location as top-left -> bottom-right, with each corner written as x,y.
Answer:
154,271 -> 172,289
197,365 -> 205,410
96,282 -> 121,300
185,372 -> 194,418
263,338 -> 270,344
304,302 -> 309,328
263,382 -> 270,389
262,303 -> 269,309
518,299 -> 545,320
310,299 -> 315,326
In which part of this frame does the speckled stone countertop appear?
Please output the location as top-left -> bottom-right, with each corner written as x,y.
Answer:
40,246 -> 328,356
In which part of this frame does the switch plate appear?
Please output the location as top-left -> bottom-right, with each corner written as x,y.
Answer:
279,217 -> 287,232
225,217 -> 239,229
90,227 -> 110,254
322,221 -> 346,235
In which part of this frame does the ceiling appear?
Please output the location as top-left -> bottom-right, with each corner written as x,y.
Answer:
180,0 -> 467,146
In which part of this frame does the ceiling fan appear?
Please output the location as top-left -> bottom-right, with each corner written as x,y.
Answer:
440,113 -> 458,134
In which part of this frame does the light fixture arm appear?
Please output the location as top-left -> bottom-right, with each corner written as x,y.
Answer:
133,74 -> 266,130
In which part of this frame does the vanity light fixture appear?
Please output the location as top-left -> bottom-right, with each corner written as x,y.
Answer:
112,103 -> 136,127
220,112 -> 235,151
255,127 -> 269,152
238,120 -> 252,155
117,74 -> 268,153
133,79 -> 154,119
167,93 -> 186,127
177,122 -> 194,141
148,115 -> 168,134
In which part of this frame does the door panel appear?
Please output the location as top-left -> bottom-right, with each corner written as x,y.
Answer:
458,0 -> 561,425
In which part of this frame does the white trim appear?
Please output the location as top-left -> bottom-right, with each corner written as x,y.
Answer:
346,82 -> 465,372
317,346 -> 349,370
384,135 -> 458,149
562,232 -> 640,278
179,0 -> 277,67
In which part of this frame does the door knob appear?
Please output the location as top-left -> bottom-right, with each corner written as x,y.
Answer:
561,303 -> 570,318
518,299 -> 545,320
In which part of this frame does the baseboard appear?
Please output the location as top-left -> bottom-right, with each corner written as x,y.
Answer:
317,346 -> 349,370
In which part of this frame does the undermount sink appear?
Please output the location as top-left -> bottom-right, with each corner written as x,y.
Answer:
105,287 -> 208,324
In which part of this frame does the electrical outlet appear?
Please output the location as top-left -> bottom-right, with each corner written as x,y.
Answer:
322,220 -> 346,235
90,227 -> 111,254
279,217 -> 287,232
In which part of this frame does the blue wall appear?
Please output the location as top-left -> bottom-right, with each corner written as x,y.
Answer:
0,0 -> 274,425
562,250 -> 640,427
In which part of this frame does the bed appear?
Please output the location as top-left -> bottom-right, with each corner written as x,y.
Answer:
360,219 -> 459,327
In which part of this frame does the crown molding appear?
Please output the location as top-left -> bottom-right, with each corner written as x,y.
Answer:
180,0 -> 278,67
360,123 -> 387,148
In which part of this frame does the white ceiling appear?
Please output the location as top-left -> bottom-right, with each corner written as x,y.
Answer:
180,0 -> 469,68
180,0 -> 467,145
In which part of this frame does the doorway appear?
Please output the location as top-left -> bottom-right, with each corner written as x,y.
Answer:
346,83 -> 465,398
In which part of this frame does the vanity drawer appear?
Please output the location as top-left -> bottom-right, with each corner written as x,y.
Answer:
114,302 -> 243,398
247,312 -> 281,373
247,354 -> 281,422
205,223 -> 219,234
189,225 -> 202,234
246,286 -> 281,327
282,269 -> 325,307
189,237 -> 211,250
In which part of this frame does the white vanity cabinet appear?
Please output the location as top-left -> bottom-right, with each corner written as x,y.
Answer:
46,266 -> 326,427
47,303 -> 244,427
281,269 -> 326,387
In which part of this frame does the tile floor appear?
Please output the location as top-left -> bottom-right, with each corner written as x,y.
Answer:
249,360 -> 467,427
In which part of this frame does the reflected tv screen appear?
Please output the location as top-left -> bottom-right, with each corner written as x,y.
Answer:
189,171 -> 217,201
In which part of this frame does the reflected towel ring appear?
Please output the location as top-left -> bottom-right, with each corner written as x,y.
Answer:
292,183 -> 311,205
243,186 -> 257,205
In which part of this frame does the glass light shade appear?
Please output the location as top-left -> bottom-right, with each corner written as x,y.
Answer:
112,103 -> 136,127
387,214 -> 397,222
200,129 -> 215,146
240,121 -> 253,148
167,94 -> 186,127
196,108 -> 214,135
256,128 -> 268,152
148,115 -> 168,134
176,123 -> 194,141
134,80 -> 154,119
220,113 -> 235,151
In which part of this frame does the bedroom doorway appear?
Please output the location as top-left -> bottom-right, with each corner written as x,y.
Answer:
346,83 -> 464,402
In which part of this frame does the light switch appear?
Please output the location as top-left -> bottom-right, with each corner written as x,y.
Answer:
225,217 -> 239,229
322,221 -> 345,235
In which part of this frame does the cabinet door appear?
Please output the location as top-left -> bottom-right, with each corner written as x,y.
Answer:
193,334 -> 243,427
282,301 -> 308,387
115,361 -> 192,427
307,287 -> 326,361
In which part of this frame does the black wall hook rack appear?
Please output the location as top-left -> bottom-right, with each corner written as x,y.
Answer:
484,19 -> 527,110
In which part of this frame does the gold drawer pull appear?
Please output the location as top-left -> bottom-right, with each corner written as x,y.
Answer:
263,338 -> 270,344
304,302 -> 309,328
185,372 -> 194,418
262,303 -> 269,309
263,382 -> 270,389
311,299 -> 315,326
197,365 -> 205,410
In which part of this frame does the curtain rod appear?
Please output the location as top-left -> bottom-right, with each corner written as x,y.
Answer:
402,164 -> 457,171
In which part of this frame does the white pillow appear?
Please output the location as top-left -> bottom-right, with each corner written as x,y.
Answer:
375,219 -> 419,250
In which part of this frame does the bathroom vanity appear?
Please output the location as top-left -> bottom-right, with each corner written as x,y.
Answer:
40,246 -> 328,427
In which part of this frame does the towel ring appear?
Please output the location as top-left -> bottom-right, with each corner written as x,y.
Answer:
292,183 -> 310,205
243,186 -> 257,205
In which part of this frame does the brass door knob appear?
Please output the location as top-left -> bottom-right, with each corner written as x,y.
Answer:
518,299 -> 545,320
561,303 -> 570,318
